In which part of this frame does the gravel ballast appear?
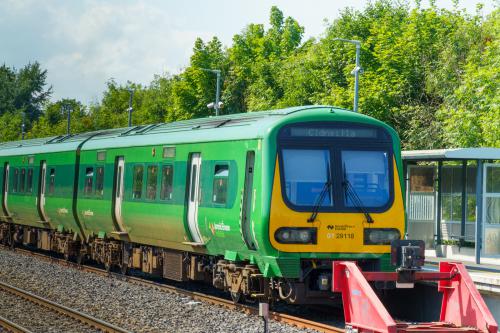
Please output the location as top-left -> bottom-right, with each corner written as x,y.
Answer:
0,248 -> 318,333
0,288 -> 101,333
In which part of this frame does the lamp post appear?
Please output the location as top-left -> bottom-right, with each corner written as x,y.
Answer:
61,104 -> 71,135
333,38 -> 362,113
127,88 -> 134,127
21,112 -> 25,140
201,68 -> 222,116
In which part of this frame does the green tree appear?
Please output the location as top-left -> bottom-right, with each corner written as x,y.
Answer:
0,62 -> 52,140
29,99 -> 93,138
440,9 -> 500,147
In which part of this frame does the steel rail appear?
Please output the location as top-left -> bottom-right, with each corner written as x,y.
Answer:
0,315 -> 33,333
0,279 -> 131,333
0,246 -> 344,333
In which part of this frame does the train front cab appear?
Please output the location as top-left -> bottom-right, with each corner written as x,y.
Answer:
268,120 -> 406,303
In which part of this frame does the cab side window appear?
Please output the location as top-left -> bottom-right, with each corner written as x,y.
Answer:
12,168 -> 18,193
49,168 -> 56,194
212,165 -> 229,204
84,167 -> 94,195
132,165 -> 144,199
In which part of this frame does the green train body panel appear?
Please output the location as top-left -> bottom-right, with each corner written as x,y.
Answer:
40,152 -> 80,235
0,106 -> 405,278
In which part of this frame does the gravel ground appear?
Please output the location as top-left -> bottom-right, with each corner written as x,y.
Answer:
0,289 -> 100,333
0,248 -> 318,333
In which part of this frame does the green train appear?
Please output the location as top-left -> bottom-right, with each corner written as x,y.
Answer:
0,105 -> 405,304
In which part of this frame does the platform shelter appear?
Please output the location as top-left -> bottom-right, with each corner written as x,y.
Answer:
402,148 -> 500,266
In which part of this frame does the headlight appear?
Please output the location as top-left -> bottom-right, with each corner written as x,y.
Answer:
275,227 -> 317,244
364,228 -> 401,245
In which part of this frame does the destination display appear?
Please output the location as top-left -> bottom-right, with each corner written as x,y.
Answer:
289,127 -> 378,138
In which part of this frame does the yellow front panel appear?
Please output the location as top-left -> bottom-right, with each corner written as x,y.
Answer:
269,157 -> 405,253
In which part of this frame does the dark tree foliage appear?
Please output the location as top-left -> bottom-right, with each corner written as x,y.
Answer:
0,62 -> 52,140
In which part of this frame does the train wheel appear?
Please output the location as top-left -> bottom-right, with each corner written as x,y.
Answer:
76,254 -> 83,265
104,262 -> 111,272
120,264 -> 128,275
230,291 -> 242,304
244,295 -> 257,305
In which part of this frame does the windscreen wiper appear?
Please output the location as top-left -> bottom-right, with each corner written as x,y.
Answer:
342,164 -> 374,224
308,178 -> 332,223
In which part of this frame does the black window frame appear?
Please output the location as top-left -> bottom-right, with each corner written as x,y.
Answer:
48,168 -> 56,195
84,167 -> 94,196
212,163 -> 229,205
277,121 -> 395,214
160,164 -> 174,201
95,166 -> 105,197
11,168 -> 19,193
145,164 -> 159,201
19,168 -> 26,193
26,168 -> 33,193
132,164 -> 144,200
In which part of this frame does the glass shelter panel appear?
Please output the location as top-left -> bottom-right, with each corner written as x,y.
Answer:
483,164 -> 500,257
406,165 -> 436,248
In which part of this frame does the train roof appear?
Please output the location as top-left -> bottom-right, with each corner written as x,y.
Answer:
0,105 -> 393,156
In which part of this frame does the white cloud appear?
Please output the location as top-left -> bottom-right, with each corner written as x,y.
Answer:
1,0 -> 496,104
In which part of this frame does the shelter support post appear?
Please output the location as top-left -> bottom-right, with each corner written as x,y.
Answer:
475,160 -> 483,264
460,160 -> 467,247
436,161 -> 443,245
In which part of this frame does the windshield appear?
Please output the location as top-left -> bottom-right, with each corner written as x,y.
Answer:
342,150 -> 390,208
282,149 -> 333,207
280,148 -> 392,211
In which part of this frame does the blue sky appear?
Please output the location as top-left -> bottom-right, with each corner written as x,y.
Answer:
0,0 -> 497,104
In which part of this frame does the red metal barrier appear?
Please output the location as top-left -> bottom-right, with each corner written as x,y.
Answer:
438,262 -> 497,333
332,261 -> 498,333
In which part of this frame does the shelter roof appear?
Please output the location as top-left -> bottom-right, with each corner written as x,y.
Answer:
402,148 -> 500,161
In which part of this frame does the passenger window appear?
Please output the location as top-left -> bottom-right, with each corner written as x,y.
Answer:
19,168 -> 26,193
132,165 -> 144,199
213,165 -> 229,204
190,165 -> 197,202
12,168 -> 18,193
26,168 -> 33,193
84,167 -> 94,195
95,166 -> 104,197
146,165 -> 158,200
160,165 -> 174,200
49,168 -> 56,194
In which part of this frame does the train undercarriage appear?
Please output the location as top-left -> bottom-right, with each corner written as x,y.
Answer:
0,221 -> 334,304
1,221 -> 498,333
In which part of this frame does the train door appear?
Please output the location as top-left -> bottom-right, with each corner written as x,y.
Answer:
242,151 -> 257,250
113,156 -> 127,232
2,162 -> 10,217
38,161 -> 49,221
187,153 -> 203,244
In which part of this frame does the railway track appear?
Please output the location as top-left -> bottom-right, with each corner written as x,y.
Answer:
0,274 -> 131,333
0,245 -> 344,333
0,314 -> 32,333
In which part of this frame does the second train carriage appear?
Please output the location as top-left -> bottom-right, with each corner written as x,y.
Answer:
0,105 -> 405,304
